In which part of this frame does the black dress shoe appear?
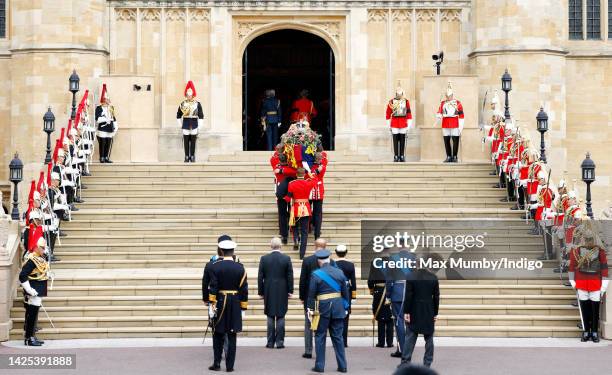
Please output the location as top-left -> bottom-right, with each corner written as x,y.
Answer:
375,343 -> 384,348
311,367 -> 324,373
390,351 -> 402,358
293,243 -> 299,251
581,332 -> 590,342
276,345 -> 285,349
489,171 -> 497,175
208,364 -> 221,371
536,255 -> 548,261
302,353 -> 312,359
337,368 -> 347,373
33,337 -> 44,344
282,237 -> 288,245
591,333 -> 600,342
386,344 -> 394,348
266,344 -> 274,348
226,368 -> 234,372
24,337 -> 43,346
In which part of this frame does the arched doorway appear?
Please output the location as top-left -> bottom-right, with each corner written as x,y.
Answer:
242,29 -> 335,151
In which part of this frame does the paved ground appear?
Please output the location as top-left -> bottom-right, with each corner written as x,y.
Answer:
1,338 -> 611,375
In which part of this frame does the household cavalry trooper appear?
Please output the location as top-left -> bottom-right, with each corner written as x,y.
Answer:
569,221 -> 609,342
436,81 -> 465,163
94,83 -> 118,163
19,237 -> 50,346
207,238 -> 248,372
306,249 -> 349,373
177,80 -> 204,163
385,83 -> 413,162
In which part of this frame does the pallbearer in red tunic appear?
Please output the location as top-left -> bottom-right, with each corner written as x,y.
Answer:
284,168 -> 317,259
309,152 -> 327,240
569,222 -> 609,342
290,89 -> 318,123
272,153 -> 297,245
436,82 -> 465,163
385,84 -> 413,162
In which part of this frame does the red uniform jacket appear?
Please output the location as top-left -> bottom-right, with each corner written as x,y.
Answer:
274,165 -> 297,184
310,163 -> 326,201
270,152 -> 280,170
569,246 -> 609,291
285,177 -> 317,218
385,98 -> 413,128
290,98 -> 317,122
437,100 -> 464,129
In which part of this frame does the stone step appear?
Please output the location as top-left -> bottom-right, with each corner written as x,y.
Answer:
10,314 -> 580,330
15,284 -> 574,297
16,294 -> 576,308
8,325 -> 580,340
86,170 -> 499,178
68,208 -> 524,220
11,304 -> 579,318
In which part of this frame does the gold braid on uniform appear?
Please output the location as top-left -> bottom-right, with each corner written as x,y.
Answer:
26,253 -> 49,281
574,246 -> 600,271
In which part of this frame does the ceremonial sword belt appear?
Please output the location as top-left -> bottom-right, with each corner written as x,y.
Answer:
373,283 -> 385,287
214,290 -> 239,327
317,292 -> 341,301
182,116 -> 198,119
219,290 -> 238,295
266,111 -> 278,115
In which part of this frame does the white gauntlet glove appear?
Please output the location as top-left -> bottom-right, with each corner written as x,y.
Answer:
21,281 -> 38,297
197,119 -> 204,129
408,119 -> 414,129
459,119 -> 465,133
570,280 -> 576,289
601,280 -> 609,295
176,118 -> 182,128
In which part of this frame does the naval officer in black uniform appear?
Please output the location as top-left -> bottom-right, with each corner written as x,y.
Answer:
334,244 -> 356,348
208,238 -> 248,372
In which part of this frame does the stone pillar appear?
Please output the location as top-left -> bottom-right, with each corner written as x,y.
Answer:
0,218 -> 20,341
8,0 -> 108,209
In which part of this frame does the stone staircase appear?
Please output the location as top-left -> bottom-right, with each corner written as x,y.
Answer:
9,152 -> 580,339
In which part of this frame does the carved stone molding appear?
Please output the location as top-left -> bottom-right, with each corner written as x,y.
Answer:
141,8 -> 161,22
416,9 -> 437,22
237,22 -> 266,40
116,8 -> 136,21
165,9 -> 186,22
391,9 -> 412,22
440,9 -> 461,22
310,22 -> 341,40
190,9 -> 210,22
367,9 -> 388,23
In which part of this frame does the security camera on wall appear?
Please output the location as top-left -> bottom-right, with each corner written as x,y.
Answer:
432,51 -> 444,75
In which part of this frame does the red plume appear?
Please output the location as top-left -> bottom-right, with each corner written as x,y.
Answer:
59,127 -> 66,145
27,180 -> 35,203
28,224 -> 44,252
100,84 -> 107,104
184,81 -> 197,98
78,89 -> 89,109
37,171 -> 45,192
67,119 -> 73,138
47,163 -> 52,185
52,139 -> 60,163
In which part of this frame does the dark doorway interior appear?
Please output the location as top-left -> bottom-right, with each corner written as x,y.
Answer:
242,29 -> 335,151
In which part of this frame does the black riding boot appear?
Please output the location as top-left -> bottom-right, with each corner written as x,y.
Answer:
443,136 -> 452,162
580,300 -> 592,342
451,136 -> 460,162
106,138 -> 114,163
97,137 -> 105,163
183,135 -> 190,163
189,134 -> 197,162
398,134 -> 406,162
392,134 -> 399,162
591,301 -> 600,342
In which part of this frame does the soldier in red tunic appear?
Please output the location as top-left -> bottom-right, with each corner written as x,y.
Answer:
290,89 -> 318,123
284,168 -> 318,259
436,82 -> 464,163
273,153 -> 297,244
309,152 -> 327,240
385,85 -> 413,162
569,222 -> 609,342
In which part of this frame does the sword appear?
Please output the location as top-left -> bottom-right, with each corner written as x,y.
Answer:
40,303 -> 55,329
575,291 -> 584,331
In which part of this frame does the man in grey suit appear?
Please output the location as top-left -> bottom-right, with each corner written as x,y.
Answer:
258,237 -> 294,348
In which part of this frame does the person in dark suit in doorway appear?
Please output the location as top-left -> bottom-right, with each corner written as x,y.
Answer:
258,236 -> 294,348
